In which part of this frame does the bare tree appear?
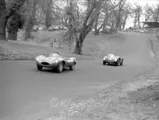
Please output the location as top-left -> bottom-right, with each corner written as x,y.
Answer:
93,0 -> 111,35
121,4 -> 132,29
0,0 -> 7,40
73,0 -> 103,54
106,0 -> 127,31
133,1 -> 142,28
40,0 -> 54,28
64,0 -> 77,49
22,0 -> 37,40
143,4 -> 153,27
100,0 -> 119,33
7,12 -> 23,40
153,4 -> 159,22
93,10 -> 101,35
115,0 -> 126,30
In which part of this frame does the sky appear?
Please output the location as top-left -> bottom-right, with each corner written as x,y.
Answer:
129,0 -> 159,6
125,0 -> 159,28
55,0 -> 159,28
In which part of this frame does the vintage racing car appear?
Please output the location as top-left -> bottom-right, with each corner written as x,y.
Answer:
35,52 -> 76,73
103,54 -> 123,66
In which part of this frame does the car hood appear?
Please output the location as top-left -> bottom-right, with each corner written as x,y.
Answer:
36,55 -> 76,63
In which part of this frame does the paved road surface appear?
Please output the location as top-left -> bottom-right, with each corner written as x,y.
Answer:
0,32 -> 156,120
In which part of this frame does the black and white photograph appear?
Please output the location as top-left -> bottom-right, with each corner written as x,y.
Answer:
0,0 -> 159,120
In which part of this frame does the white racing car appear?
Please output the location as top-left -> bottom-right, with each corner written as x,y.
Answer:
103,54 -> 123,66
35,52 -> 76,73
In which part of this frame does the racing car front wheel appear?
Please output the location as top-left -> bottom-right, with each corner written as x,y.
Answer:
70,63 -> 75,70
103,61 -> 106,65
57,62 -> 64,73
120,58 -> 123,66
37,64 -> 43,71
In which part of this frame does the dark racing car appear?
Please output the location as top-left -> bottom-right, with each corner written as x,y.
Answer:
103,54 -> 124,66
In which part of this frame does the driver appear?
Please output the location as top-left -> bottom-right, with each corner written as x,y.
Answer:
50,52 -> 60,57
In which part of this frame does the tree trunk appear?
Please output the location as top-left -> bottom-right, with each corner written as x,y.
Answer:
74,40 -> 82,54
134,15 -> 137,28
7,13 -> 22,41
94,13 -> 100,35
0,1 -> 7,40
0,16 -> 7,40
137,13 -> 141,28
68,31 -> 73,50
22,17 -> 32,40
102,17 -> 108,32
45,9 -> 52,29
0,0 -> 26,40
122,13 -> 128,29
110,20 -> 114,31
116,8 -> 121,30
74,0 -> 102,54
7,31 -> 17,40
74,26 -> 91,54
94,29 -> 100,35
74,18 -> 97,54
30,2 -> 36,31
102,22 -> 106,32
22,0 -> 34,40
74,31 -> 86,54
155,6 -> 159,22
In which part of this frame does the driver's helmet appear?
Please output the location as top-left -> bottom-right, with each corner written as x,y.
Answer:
50,52 -> 60,57
108,54 -> 114,57
55,52 -> 60,55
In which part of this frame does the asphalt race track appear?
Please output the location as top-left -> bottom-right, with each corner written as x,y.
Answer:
0,32 -> 157,120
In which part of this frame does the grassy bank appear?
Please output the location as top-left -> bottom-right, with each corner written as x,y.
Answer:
0,31 -> 124,60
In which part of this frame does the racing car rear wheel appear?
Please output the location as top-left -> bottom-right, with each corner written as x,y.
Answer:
103,61 -> 106,65
37,64 -> 43,71
116,58 -> 121,66
120,58 -> 123,66
57,62 -> 64,73
70,63 -> 75,70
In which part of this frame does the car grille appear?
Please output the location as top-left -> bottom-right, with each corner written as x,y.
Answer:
41,62 -> 50,65
106,59 -> 114,62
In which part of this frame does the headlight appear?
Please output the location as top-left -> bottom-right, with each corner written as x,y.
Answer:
70,57 -> 75,60
36,57 -> 39,61
55,59 -> 59,63
69,57 -> 75,62
103,56 -> 106,60
36,58 -> 41,63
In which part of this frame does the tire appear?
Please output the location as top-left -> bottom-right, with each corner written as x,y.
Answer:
70,63 -> 75,70
56,62 -> 64,73
116,58 -> 120,66
103,61 -> 106,65
120,58 -> 123,66
37,64 -> 42,71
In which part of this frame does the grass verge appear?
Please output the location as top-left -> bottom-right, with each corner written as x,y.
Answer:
0,32 -> 124,60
